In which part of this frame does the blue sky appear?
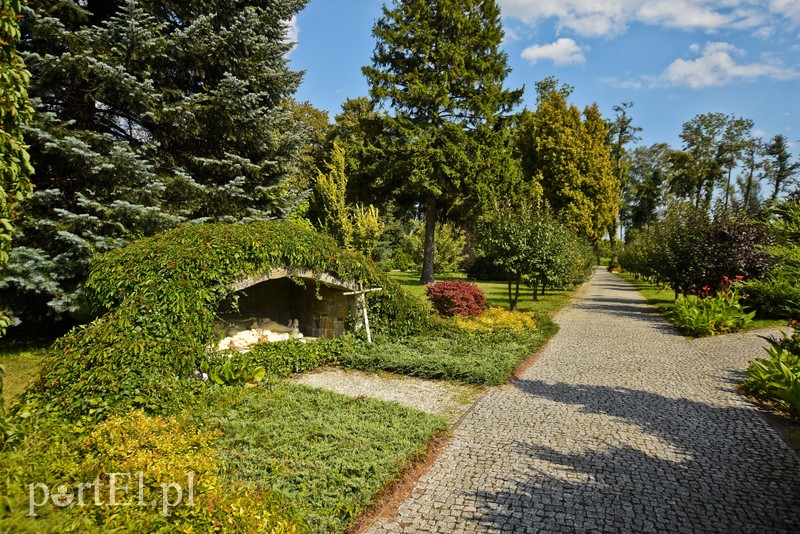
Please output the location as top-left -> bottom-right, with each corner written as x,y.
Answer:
289,0 -> 800,149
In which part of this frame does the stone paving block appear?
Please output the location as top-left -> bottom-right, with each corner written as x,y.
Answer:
368,269 -> 800,533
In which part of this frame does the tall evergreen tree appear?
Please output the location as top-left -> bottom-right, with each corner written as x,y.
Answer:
363,0 -> 522,284
3,0 -> 307,325
0,0 -> 34,334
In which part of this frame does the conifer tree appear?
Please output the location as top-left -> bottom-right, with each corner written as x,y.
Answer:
363,0 -> 522,284
3,0 -> 307,325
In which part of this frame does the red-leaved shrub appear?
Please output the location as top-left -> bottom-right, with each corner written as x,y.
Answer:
426,280 -> 486,317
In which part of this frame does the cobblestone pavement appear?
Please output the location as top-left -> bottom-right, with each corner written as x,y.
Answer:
368,268 -> 800,533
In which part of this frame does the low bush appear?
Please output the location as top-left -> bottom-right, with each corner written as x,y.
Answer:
743,323 -> 800,417
202,383 -> 448,533
664,284 -> 755,337
426,280 -> 486,317
453,307 -> 536,333
742,278 -> 800,320
0,411 -> 303,532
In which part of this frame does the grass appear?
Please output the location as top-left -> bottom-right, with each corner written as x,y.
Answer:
388,270 -> 579,316
0,342 -> 47,406
615,271 -> 787,333
199,382 -> 448,533
341,317 -> 558,386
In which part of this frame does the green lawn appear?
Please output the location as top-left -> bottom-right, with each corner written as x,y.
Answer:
615,271 -> 786,332
388,270 -> 579,316
200,383 -> 448,533
0,342 -> 47,406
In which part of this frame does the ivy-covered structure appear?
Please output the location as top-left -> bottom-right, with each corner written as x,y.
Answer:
21,221 -> 429,420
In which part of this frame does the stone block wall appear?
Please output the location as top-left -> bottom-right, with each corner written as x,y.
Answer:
221,277 -> 358,339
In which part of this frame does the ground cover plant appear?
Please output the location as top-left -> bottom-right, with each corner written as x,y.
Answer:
341,315 -> 558,385
199,382 -> 448,533
617,271 -> 784,334
742,323 -> 800,418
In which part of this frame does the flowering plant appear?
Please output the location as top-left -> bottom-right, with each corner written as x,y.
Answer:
666,276 -> 755,336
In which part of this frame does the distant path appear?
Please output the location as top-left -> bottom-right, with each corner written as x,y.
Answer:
368,268 -> 800,533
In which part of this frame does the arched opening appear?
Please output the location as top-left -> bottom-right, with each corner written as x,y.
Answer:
215,268 -> 360,351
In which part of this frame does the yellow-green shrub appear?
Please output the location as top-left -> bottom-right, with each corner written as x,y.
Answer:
453,307 -> 536,333
72,410 -> 303,532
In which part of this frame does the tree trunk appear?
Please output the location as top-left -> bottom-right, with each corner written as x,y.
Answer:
419,194 -> 436,285
508,275 -> 521,311
541,281 -> 546,296
608,221 -> 618,265
723,168 -> 732,212
531,279 -> 539,302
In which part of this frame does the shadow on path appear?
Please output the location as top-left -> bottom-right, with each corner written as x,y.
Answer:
469,380 -> 800,532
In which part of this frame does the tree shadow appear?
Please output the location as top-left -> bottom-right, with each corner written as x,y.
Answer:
467,380 -> 800,532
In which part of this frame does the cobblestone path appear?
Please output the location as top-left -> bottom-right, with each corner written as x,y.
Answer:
369,268 -> 800,533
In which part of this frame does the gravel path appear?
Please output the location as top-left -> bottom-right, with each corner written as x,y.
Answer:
368,268 -> 800,533
291,367 -> 480,421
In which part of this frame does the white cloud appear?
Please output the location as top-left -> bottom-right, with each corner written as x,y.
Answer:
497,0 -> 792,38
770,0 -> 800,24
521,38 -> 588,65
652,41 -> 799,88
285,15 -> 299,44
599,77 -> 642,89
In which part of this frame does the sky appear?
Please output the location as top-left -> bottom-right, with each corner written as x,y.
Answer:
289,0 -> 800,149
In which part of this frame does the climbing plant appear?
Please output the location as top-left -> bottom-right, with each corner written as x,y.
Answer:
17,220 -> 430,421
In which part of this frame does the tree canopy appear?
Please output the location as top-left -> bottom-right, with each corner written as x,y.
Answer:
3,0 -> 308,324
363,0 -> 522,284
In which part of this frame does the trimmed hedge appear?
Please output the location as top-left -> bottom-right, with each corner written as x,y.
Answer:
19,221 -> 429,421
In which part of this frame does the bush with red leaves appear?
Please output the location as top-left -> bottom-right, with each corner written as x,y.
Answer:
426,280 -> 486,317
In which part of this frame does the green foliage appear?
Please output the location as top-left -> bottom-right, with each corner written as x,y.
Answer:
341,315 -> 558,385
16,221 -> 429,421
0,364 -> 21,450
743,324 -> 800,417
738,199 -> 800,320
406,221 -> 467,275
6,0 -> 308,326
742,278 -> 800,320
363,0 -> 522,282
350,204 -> 383,259
478,202 -> 593,310
230,337 -> 355,379
0,410 -> 304,532
0,0 -> 35,335
204,357 -> 266,386
517,79 -> 617,244
313,142 -> 353,248
664,286 -> 755,337
203,382 -> 448,533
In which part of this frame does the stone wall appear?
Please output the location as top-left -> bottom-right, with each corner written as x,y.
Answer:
222,277 -> 358,339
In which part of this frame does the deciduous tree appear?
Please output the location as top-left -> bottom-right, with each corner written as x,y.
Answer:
0,0 -> 34,334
